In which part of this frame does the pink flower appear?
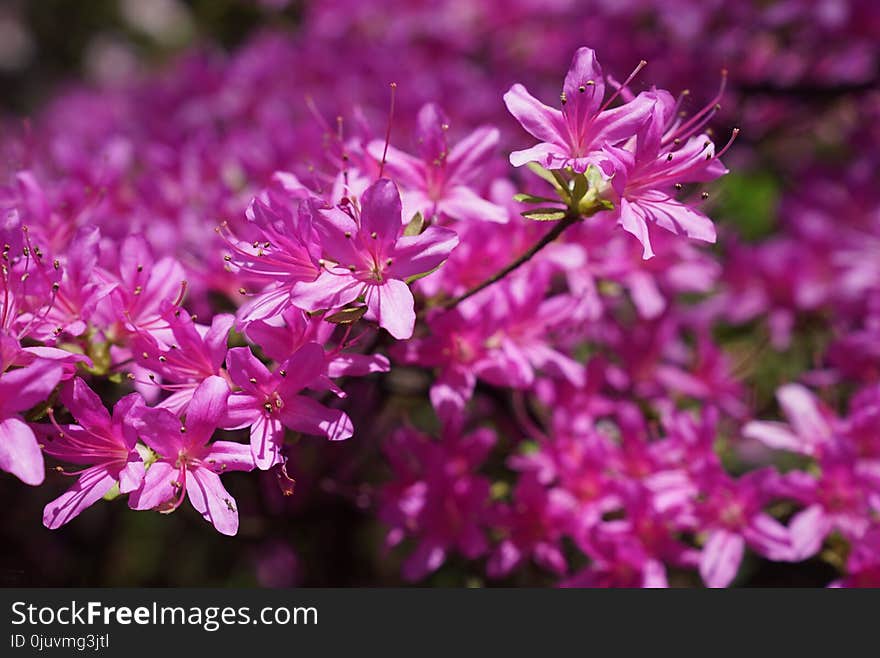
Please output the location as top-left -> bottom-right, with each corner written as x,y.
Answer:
243,306 -> 389,380
504,47 -> 654,173
291,178 -> 459,339
399,274 -> 585,425
563,530 -> 669,588
103,235 -> 187,336
132,307 -> 234,414
832,526 -> 880,587
221,174 -> 322,325
487,472 -> 570,579
32,226 -> 117,341
379,426 -> 494,581
743,383 -> 836,457
42,379 -> 145,528
743,384 -> 880,560
129,376 -> 254,536
223,343 -> 353,470
694,468 -> 794,588
604,88 -> 730,258
0,360 -> 62,485
367,103 -> 507,224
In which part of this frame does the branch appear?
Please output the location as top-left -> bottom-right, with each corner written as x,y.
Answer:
440,211 -> 581,310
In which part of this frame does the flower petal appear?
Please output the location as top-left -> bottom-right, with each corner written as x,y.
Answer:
187,467 -> 239,536
43,465 -> 117,529
0,417 -> 45,485
279,395 -> 353,441
503,83 -> 567,144
700,530 -> 745,588
365,279 -> 415,339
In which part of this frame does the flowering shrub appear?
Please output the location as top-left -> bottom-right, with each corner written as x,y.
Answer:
1,1 -> 879,588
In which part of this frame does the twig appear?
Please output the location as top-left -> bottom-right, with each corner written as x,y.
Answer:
440,212 -> 581,310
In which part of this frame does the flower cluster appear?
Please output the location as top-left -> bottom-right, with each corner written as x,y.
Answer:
2,0 -> 879,588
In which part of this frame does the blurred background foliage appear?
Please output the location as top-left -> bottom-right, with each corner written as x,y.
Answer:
0,0 -> 299,114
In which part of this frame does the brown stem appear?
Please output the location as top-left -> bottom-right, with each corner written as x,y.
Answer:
440,212 -> 581,310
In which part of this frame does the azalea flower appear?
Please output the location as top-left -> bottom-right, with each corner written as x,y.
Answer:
367,103 -> 507,224
290,178 -> 459,339
223,343 -> 353,470
42,379 -> 145,528
0,360 -> 62,485
378,426 -> 495,582
220,173 -> 322,325
131,306 -> 234,414
129,375 -> 254,536
604,88 -> 731,258
504,46 -> 654,173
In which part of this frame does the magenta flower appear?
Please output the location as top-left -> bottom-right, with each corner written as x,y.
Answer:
487,472 -> 570,579
504,47 -> 654,173
290,178 -> 459,339
694,468 -> 794,588
563,530 -> 669,588
833,526 -> 880,588
0,360 -> 62,485
379,426 -> 494,581
132,307 -> 234,414
104,235 -> 187,336
745,384 -> 880,560
399,275 -> 585,425
368,103 -> 507,224
33,226 -> 117,340
223,343 -> 353,470
221,174 -> 322,325
243,306 -> 389,382
42,379 -> 145,528
604,89 -> 730,258
129,376 -> 254,536
743,384 -> 836,457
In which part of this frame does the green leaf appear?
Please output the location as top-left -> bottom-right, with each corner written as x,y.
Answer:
405,262 -> 443,283
513,193 -> 559,205
525,162 -> 565,192
715,172 -> 779,241
325,306 -> 367,324
551,169 -> 570,193
521,208 -> 567,221
571,172 -> 588,203
403,211 -> 425,236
